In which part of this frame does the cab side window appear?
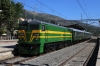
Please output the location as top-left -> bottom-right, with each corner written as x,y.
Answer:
42,25 -> 45,31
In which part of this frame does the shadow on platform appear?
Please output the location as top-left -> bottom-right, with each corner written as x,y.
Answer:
87,38 -> 97,43
97,58 -> 100,59
0,45 -> 15,48
86,38 -> 99,66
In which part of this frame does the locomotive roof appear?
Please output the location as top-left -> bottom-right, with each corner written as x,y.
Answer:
19,20 -> 28,25
29,20 -> 43,24
19,20 -> 50,24
19,20 -> 69,29
19,20 -> 92,34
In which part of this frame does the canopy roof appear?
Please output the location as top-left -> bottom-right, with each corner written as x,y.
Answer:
66,24 -> 85,30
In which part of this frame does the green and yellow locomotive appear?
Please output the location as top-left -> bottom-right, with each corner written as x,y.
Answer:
16,20 -> 92,55
16,20 -> 72,55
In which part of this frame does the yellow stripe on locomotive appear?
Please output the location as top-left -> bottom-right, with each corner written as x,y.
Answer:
18,29 -> 72,42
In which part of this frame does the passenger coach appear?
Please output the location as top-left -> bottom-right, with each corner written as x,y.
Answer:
69,28 -> 92,43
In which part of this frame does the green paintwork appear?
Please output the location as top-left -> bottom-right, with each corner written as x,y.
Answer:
17,20 -> 73,55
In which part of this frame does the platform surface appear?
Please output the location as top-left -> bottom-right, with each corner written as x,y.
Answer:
0,41 -> 17,52
96,40 -> 100,66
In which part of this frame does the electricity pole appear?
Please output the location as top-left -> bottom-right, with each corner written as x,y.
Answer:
81,13 -> 82,23
34,4 -> 38,20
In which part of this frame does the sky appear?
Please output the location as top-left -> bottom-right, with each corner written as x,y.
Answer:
15,0 -> 100,26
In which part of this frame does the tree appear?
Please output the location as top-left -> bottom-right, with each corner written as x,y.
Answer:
0,0 -> 23,34
7,1 -> 23,31
0,0 -> 11,34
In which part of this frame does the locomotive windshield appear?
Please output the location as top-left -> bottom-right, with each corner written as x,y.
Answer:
29,24 -> 39,30
19,24 -> 28,30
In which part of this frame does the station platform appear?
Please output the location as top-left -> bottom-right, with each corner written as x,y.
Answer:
0,40 -> 17,52
96,38 -> 100,66
0,40 -> 17,60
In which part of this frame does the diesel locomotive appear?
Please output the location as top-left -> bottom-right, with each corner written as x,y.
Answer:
15,20 -> 92,55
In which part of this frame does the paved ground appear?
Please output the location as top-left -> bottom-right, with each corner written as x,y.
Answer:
0,41 -> 17,52
0,41 -> 17,60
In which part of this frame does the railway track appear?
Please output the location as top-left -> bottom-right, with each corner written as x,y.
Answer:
59,39 -> 96,66
21,40 -> 93,66
0,56 -> 20,64
0,39 -> 96,66
0,56 -> 36,66
0,50 -> 55,66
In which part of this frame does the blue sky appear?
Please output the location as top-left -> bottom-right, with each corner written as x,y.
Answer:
15,0 -> 100,26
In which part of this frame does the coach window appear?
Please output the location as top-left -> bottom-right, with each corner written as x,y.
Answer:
75,32 -> 77,36
42,25 -> 45,31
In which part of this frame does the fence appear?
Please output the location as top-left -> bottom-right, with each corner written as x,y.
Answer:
0,35 -> 17,40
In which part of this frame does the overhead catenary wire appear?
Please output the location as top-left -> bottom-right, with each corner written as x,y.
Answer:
35,0 -> 70,20
76,0 -> 90,21
83,0 -> 91,19
77,0 -> 99,25
13,0 -> 100,27
82,0 -> 94,24
15,0 -> 72,21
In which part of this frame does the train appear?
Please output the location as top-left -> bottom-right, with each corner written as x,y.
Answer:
15,20 -> 92,55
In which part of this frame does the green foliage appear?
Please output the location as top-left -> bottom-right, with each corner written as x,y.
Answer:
0,0 -> 23,34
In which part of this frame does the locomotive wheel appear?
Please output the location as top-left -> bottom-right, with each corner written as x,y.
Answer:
44,43 -> 57,53
50,44 -> 56,51
64,43 -> 68,47
13,48 -> 19,56
67,41 -> 70,46
44,44 -> 50,53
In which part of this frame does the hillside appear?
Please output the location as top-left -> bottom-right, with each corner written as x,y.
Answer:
21,10 -> 100,36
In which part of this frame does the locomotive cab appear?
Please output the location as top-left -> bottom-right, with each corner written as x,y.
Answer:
17,20 -> 42,55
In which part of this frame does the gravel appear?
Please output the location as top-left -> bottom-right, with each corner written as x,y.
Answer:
1,40 -> 96,66
20,41 -> 91,66
64,43 -> 96,66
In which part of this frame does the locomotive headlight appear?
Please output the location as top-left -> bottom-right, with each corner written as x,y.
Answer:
33,33 -> 39,41
18,33 -> 24,36
33,33 -> 39,36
